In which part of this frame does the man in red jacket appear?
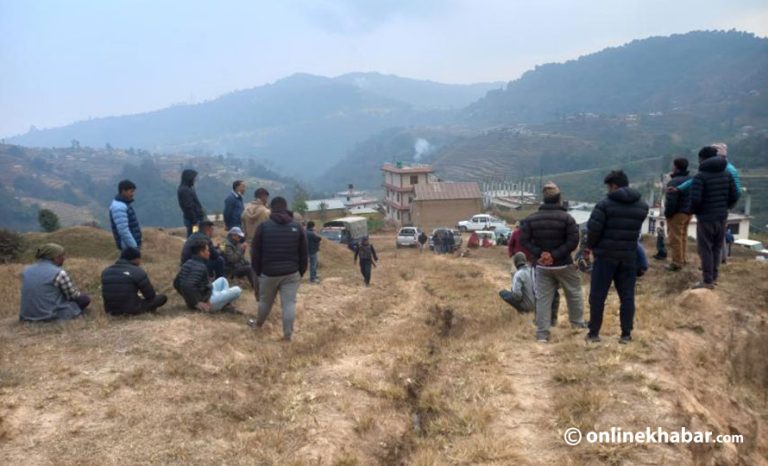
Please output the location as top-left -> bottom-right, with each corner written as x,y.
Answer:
507,221 -> 532,262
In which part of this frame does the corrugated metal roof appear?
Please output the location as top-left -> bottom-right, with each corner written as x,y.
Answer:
414,182 -> 482,201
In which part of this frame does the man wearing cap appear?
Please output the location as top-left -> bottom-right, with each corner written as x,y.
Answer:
101,247 -> 168,316
19,243 -> 91,322
221,226 -> 256,290
521,181 -> 586,342
499,252 -> 535,313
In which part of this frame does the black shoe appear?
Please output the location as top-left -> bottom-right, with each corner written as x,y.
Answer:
619,335 -> 632,344
585,333 -> 601,343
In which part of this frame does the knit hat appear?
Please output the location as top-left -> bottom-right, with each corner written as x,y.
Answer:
513,252 -> 527,268
228,226 -> 245,238
120,247 -> 141,261
711,142 -> 728,158
35,243 -> 65,260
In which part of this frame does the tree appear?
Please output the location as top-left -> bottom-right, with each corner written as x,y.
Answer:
38,209 -> 61,232
319,201 -> 328,222
292,184 -> 309,215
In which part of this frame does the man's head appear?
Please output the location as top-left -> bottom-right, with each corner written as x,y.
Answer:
190,240 -> 210,260
35,243 -> 65,266
711,142 -> 728,159
362,236 -> 370,245
227,226 -> 245,242
118,179 -> 136,202
269,196 -> 288,211
120,246 -> 141,265
233,180 -> 246,195
699,146 -> 719,162
307,221 -> 315,230
542,181 -> 561,205
199,220 -> 215,237
673,158 -> 688,173
513,252 -> 527,269
603,170 -> 629,193
255,187 -> 270,203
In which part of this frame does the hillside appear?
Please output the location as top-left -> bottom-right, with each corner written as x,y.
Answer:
0,227 -> 766,464
6,74 -> 499,176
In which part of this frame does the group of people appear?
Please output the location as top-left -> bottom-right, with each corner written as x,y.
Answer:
432,229 -> 456,254
500,143 -> 741,342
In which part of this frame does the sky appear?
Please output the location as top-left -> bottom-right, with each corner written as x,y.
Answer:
1,0 -> 767,138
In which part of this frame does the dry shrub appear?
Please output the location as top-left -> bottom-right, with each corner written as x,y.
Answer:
0,229 -> 26,263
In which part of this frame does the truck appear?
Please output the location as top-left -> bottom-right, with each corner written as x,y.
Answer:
320,216 -> 369,245
457,214 -> 507,232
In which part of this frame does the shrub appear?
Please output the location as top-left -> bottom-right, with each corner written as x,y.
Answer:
0,229 -> 26,263
38,209 -> 61,232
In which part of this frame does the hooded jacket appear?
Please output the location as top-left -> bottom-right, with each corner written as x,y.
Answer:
587,187 -> 649,262
251,210 -> 308,277
664,170 -> 692,217
177,169 -> 205,223
690,156 -> 740,223
520,203 -> 579,267
241,198 -> 271,242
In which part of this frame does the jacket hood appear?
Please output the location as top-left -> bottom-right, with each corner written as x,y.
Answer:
181,169 -> 198,187
270,210 -> 294,225
699,156 -> 727,173
608,187 -> 642,204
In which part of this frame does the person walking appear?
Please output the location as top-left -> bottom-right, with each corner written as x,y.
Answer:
251,197 -> 308,341
224,180 -> 246,230
19,243 -> 91,322
174,241 -> 242,312
354,237 -> 379,286
664,158 -> 692,271
585,170 -> 649,344
109,179 -> 142,251
101,247 -> 167,316
690,146 -> 739,289
242,187 -> 271,243
306,221 -> 322,283
177,169 -> 205,237
520,181 -> 586,342
418,231 -> 428,253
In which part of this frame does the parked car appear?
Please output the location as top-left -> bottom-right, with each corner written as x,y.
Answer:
493,226 -> 512,244
475,230 -> 497,245
396,226 -> 422,248
428,228 -> 463,251
733,239 -> 768,257
457,214 -> 507,232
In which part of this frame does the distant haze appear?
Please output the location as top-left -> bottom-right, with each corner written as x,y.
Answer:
1,0 -> 767,138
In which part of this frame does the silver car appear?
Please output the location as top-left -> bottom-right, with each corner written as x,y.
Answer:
396,227 -> 421,248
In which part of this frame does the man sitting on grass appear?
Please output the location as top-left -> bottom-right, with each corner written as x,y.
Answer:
101,247 -> 167,316
174,240 -> 242,313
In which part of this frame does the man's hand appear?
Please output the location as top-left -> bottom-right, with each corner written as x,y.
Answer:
196,302 -> 211,312
239,242 -> 248,251
538,251 -> 554,266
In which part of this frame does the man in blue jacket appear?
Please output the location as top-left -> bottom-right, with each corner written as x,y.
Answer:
223,180 -> 246,230
109,179 -> 142,250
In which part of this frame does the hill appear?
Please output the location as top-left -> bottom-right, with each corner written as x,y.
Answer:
0,227 -> 766,464
5,74 -> 500,176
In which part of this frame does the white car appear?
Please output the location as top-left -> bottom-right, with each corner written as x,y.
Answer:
457,214 -> 507,232
733,239 -> 768,257
396,227 -> 422,248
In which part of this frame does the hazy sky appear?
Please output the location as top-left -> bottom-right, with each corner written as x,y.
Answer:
1,0 -> 767,137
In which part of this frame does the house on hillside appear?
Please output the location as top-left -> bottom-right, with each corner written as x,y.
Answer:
411,182 -> 483,232
643,207 -> 752,241
305,199 -> 347,221
381,163 -> 435,225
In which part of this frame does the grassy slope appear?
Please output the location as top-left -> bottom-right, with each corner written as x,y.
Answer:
0,228 -> 766,465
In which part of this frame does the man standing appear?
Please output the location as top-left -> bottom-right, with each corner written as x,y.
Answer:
177,169 -> 205,237
520,182 -> 586,342
354,237 -> 379,286
664,158 -> 692,271
417,230 -> 428,253
690,146 -> 739,289
109,179 -> 142,250
653,221 -> 667,260
251,197 -> 308,341
174,241 -> 242,312
19,243 -> 91,322
585,170 -> 649,344
181,220 -> 225,279
306,221 -> 322,283
224,180 -> 246,230
221,227 -> 256,290
101,247 -> 167,316
242,187 -> 270,243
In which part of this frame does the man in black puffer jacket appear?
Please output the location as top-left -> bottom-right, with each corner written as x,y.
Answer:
664,158 -> 692,271
177,169 -> 205,237
690,146 -> 739,289
251,197 -> 308,341
586,170 -> 649,344
101,247 -> 167,316
521,182 -> 586,343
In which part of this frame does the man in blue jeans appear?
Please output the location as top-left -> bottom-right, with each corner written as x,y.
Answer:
306,221 -> 322,283
585,170 -> 649,344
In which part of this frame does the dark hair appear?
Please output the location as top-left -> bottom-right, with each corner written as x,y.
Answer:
543,193 -> 561,205
190,240 -> 208,256
603,170 -> 629,188
199,220 -> 215,229
118,179 -> 136,192
255,187 -> 269,198
307,221 -> 315,229
232,180 -> 244,191
269,196 -> 288,210
673,158 -> 688,171
699,146 -> 718,160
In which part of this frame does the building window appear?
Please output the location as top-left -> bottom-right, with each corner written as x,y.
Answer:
410,175 -> 419,185
397,211 -> 401,220
397,193 -> 401,202
727,222 -> 740,235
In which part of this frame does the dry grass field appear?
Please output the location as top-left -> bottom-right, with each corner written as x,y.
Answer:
1,226 -> 766,465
